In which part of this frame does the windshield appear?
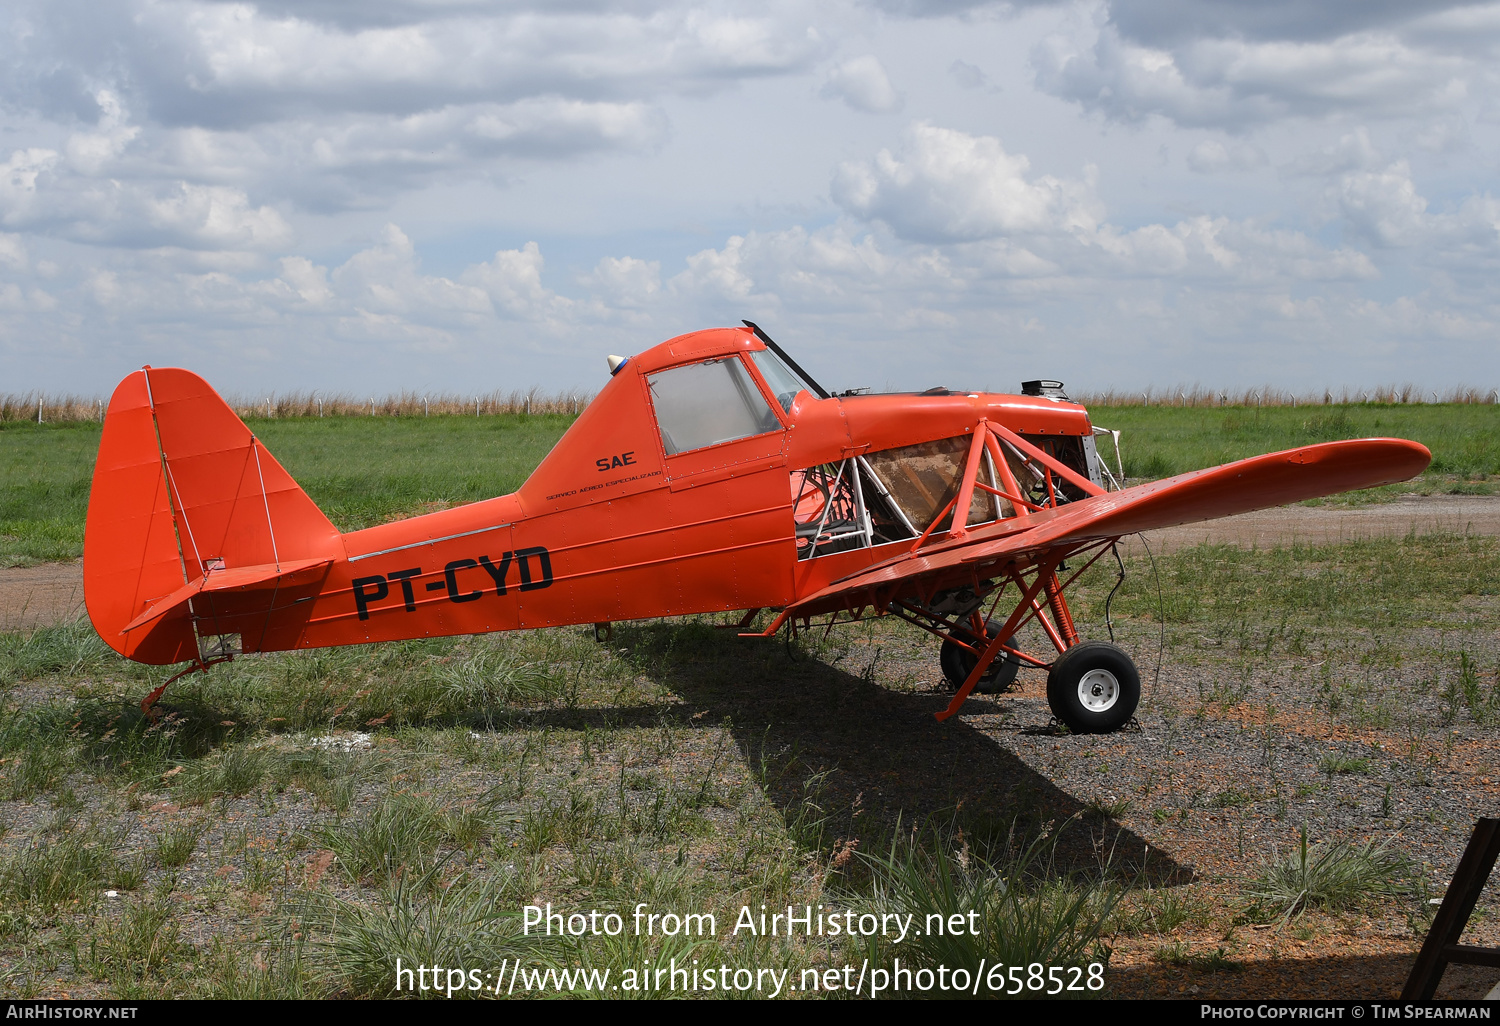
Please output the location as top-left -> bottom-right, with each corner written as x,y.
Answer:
749,348 -> 814,414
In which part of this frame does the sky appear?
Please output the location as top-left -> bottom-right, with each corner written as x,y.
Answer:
2,0 -> 1499,398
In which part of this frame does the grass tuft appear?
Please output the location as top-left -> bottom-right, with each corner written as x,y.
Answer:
152,822 -> 204,869
844,820 -> 1120,995
1245,827 -> 1417,922
0,829 -> 118,906
438,648 -> 562,721
313,791 -> 448,886
1318,755 -> 1372,776
297,870 -> 545,998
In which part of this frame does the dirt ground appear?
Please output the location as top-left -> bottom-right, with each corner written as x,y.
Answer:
0,561 -> 84,630
1124,493 -> 1500,553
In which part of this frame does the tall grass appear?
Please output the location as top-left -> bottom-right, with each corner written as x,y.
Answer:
83,885 -> 191,997
8,384 -> 1496,425
0,827 -> 123,906
1,413 -> 577,563
296,870 -> 546,999
437,649 -> 562,727
0,619 -> 120,685
842,821 -> 1121,997
313,790 -> 452,886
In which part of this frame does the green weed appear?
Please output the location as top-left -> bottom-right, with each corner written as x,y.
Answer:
1245,827 -> 1417,921
297,869 -> 546,999
1318,755 -> 1372,777
437,648 -> 562,720
178,746 -> 268,804
152,822 -> 204,869
83,885 -> 191,996
1113,887 -> 1212,935
314,791 -> 447,886
0,829 -> 119,906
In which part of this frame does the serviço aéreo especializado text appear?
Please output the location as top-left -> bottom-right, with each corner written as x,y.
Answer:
523,902 -> 978,942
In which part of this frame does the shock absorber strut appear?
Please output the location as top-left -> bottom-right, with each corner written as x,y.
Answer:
1042,570 -> 1079,648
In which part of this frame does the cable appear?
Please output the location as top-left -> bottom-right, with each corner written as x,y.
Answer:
1137,533 -> 1166,694
1103,541 -> 1125,642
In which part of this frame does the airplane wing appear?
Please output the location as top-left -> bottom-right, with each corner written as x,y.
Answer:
784,436 -> 1431,618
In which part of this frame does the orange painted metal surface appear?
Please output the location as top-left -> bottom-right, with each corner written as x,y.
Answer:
83,325 -> 1433,720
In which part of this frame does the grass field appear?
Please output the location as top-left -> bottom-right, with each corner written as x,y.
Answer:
3,402 -> 1498,567
2,404 -> 1499,998
1091,404 -> 1500,484
0,414 -> 574,566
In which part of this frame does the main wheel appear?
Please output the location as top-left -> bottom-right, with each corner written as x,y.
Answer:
1046,641 -> 1140,734
940,620 -> 1020,695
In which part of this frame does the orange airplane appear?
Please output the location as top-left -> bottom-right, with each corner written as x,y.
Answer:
83,323 -> 1431,733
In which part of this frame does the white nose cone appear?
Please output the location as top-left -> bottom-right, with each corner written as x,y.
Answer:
607,354 -> 628,374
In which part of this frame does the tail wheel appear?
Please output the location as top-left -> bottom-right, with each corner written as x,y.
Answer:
939,620 -> 1021,695
1046,641 -> 1140,734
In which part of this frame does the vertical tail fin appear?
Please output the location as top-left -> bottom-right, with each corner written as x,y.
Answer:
84,368 -> 342,664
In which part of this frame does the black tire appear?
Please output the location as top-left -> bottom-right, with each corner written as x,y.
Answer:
1046,641 -> 1140,734
940,620 -> 1020,695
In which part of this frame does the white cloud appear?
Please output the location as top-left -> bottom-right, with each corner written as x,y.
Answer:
832,122 -> 1101,243
0,0 -> 823,221
278,256 -> 333,306
142,183 -> 294,250
0,284 -> 56,312
3,1 -> 1500,395
63,90 -> 140,175
820,55 -> 903,113
1282,127 -> 1383,177
1337,161 -> 1430,247
334,224 -> 491,319
11,1 -> 823,127
581,255 -> 662,311
0,149 -> 61,224
1032,2 -> 1477,129
0,94 -> 291,252
463,240 -> 575,324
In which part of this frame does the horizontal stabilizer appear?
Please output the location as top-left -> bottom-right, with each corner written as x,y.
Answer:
121,559 -> 333,634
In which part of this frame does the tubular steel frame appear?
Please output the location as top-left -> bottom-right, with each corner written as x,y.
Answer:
752,421 -> 1120,721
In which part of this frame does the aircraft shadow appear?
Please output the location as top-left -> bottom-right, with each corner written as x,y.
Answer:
607,621 -> 1191,885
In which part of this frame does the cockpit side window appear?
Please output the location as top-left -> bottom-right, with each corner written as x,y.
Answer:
749,348 -> 811,414
647,357 -> 783,456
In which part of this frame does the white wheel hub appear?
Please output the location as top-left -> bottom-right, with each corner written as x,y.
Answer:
1077,668 -> 1119,713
